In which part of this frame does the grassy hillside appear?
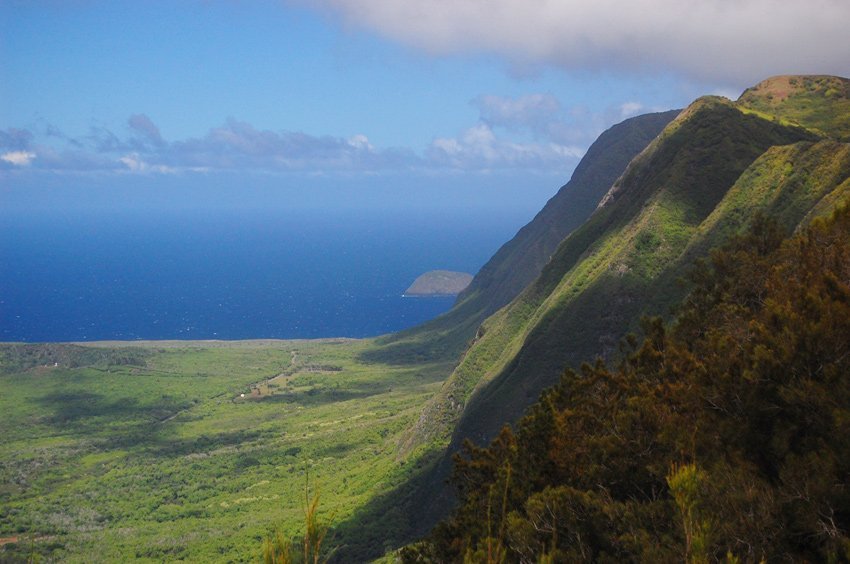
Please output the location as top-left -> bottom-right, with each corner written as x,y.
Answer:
393,76 -> 850,557
360,111 -> 678,366
406,202 -> 850,562
395,83 -> 850,537
456,110 -> 681,314
0,340 -> 449,562
425,96 -> 817,449
737,75 -> 850,141
384,97 -> 847,533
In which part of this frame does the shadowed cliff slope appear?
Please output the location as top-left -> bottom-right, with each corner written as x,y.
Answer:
359,110 -> 679,366
382,76 -> 850,549
329,75 -> 850,561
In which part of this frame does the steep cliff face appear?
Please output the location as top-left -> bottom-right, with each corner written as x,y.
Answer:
397,76 -> 850,540
323,76 -> 850,561
405,202 -> 850,563
360,110 -> 679,365
420,95 -> 817,449
455,109 -> 682,315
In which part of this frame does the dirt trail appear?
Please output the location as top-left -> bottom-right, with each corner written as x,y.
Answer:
0,535 -> 55,546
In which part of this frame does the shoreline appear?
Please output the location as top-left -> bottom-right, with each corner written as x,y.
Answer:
0,337 -> 364,348
401,293 -> 459,299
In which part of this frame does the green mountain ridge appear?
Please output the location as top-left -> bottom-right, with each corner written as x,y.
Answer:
358,110 -> 678,366
455,110 -> 682,315
397,75 -> 850,543
737,75 -> 850,140
435,95 -> 818,447
406,202 -> 850,561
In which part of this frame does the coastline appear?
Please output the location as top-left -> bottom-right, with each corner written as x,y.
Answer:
0,337 -> 363,348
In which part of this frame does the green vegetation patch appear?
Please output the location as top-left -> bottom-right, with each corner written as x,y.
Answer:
737,75 -> 850,141
407,203 -> 850,562
0,339 -> 445,562
417,95 -> 815,452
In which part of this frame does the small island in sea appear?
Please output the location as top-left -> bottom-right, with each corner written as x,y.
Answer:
403,270 -> 473,297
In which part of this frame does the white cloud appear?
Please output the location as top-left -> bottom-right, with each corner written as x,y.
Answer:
166,120 -> 417,171
309,0 -> 850,85
1,119 -> 421,175
1,151 -> 36,166
3,106 -> 608,176
119,154 -> 145,171
119,153 -> 177,174
474,94 -> 561,132
347,134 -> 374,150
619,102 -> 644,119
427,122 -> 584,170
467,92 -> 652,150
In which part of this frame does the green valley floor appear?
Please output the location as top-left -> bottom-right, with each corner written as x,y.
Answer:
0,339 -> 449,562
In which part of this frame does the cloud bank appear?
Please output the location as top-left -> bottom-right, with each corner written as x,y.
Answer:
1,105 -> 590,176
428,123 -> 583,170
310,0 -> 850,85
0,117 -> 418,175
1,151 -> 36,166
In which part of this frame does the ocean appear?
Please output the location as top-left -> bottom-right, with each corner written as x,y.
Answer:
0,207 -> 525,342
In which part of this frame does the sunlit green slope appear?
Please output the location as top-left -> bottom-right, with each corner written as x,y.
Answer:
0,340 -> 448,562
738,75 -> 850,140
406,201 -> 850,562
401,74 -> 850,544
424,95 -> 819,447
360,110 -> 678,365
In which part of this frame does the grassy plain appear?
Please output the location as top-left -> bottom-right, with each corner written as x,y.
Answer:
0,339 -> 449,562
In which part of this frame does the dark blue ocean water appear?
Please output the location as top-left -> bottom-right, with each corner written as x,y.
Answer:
0,208 -> 523,342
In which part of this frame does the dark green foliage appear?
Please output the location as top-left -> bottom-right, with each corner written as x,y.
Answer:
452,96 -> 816,450
0,343 -> 149,372
407,204 -> 850,562
395,85 -> 848,541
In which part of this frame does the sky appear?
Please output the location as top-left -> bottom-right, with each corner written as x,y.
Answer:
2,0 -> 850,212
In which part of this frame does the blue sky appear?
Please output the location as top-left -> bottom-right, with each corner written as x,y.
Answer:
2,0 -> 849,210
